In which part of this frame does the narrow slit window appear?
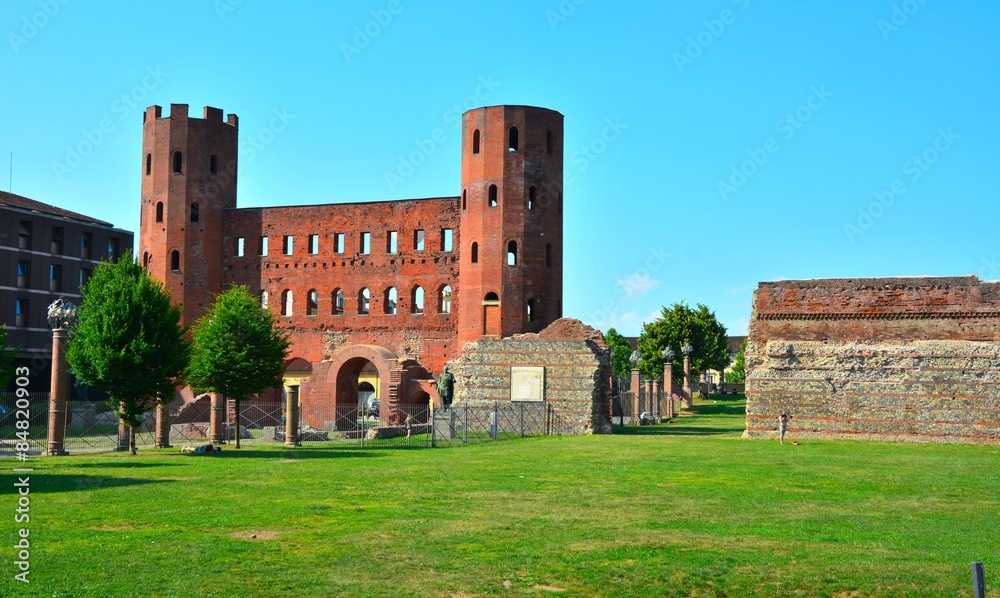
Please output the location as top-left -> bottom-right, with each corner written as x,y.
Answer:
488,185 -> 498,207
170,250 -> 180,271
146,153 -> 152,175
284,235 -> 294,255
472,129 -> 480,154
471,242 -> 479,264
440,285 -> 452,314
412,286 -> 424,314
309,234 -> 319,255
527,298 -> 535,322
414,230 -> 425,251
387,231 -> 397,254
307,289 -> 318,316
173,151 -> 183,174
191,202 -> 200,223
507,241 -> 517,266
442,229 -> 453,252
236,237 -> 245,257
260,236 -> 269,256
335,233 -> 345,254
332,289 -> 345,315
261,290 -> 269,307
509,127 -> 519,151
282,290 -> 293,316
462,190 -> 467,210
210,155 -> 218,175
385,287 -> 398,315
155,202 -> 163,223
360,232 -> 370,255
528,186 -> 537,210
359,288 -> 370,315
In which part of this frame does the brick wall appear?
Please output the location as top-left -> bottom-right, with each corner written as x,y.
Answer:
746,276 -> 1000,444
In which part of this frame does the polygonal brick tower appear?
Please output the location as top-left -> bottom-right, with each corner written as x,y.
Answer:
138,104 -> 239,328
457,106 -> 564,346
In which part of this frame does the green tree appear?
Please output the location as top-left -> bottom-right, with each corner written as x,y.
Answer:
67,252 -> 189,454
635,302 -> 729,382
0,324 -> 16,389
186,286 -> 290,449
725,337 -> 748,384
604,327 -> 632,382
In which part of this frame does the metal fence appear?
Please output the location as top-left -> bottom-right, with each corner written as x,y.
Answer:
0,392 -> 48,456
431,402 -> 581,447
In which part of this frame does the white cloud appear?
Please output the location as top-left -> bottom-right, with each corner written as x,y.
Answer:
616,273 -> 659,300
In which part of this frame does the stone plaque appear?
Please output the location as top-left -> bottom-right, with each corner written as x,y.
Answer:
510,366 -> 545,402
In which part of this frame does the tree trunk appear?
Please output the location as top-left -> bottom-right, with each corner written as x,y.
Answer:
129,424 -> 137,455
234,397 -> 241,449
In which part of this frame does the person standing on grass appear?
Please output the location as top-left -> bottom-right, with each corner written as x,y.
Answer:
778,411 -> 790,445
405,413 -> 412,443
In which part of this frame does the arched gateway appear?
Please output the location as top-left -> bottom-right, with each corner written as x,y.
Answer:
301,345 -> 405,430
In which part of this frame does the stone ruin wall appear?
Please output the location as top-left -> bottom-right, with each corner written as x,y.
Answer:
448,319 -> 613,434
745,276 -> 1000,444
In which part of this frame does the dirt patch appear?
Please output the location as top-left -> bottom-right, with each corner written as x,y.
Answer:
229,530 -> 284,541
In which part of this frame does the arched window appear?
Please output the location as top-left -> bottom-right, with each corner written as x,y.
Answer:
547,130 -> 553,155
508,127 -> 519,151
507,241 -> 517,266
173,151 -> 183,174
462,189 -> 466,210
261,290 -> 269,307
412,286 -> 424,314
155,202 -> 164,223
190,202 -> 199,223
440,285 -> 452,314
528,186 -> 537,210
281,290 -> 293,316
385,287 -> 397,315
488,184 -> 498,207
358,288 -> 370,315
170,250 -> 180,271
146,153 -> 152,175
484,292 -> 499,303
332,289 -> 344,315
472,129 -> 480,154
210,155 -> 218,176
143,252 -> 150,268
471,242 -> 479,264
307,289 -> 319,316
527,298 -> 535,322
546,243 -> 553,268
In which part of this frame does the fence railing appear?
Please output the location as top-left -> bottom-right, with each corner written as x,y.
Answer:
431,402 -> 583,447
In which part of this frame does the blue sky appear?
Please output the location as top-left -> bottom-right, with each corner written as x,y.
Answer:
3,0 -> 998,336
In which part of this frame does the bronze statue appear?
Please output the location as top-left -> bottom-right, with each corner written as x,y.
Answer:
437,366 -> 455,409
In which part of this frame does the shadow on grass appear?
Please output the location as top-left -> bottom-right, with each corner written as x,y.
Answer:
0,472 -> 169,494
197,446 -> 386,460
616,425 -> 740,436
73,461 -> 188,469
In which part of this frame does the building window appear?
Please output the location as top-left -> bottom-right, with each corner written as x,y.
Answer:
546,243 -> 553,268
282,290 -> 293,317
360,232 -> 370,255
15,299 -> 28,327
462,190 -> 466,210
547,130 -> 553,155
80,232 -> 92,259
19,221 -> 32,250
261,290 -> 269,307
49,264 -> 62,292
414,230 -> 425,251
508,127 -> 519,151
332,289 -> 344,315
51,227 -> 64,254
412,286 -> 424,314
334,233 -> 345,254
142,252 -> 150,268
108,237 -> 120,259
527,298 -> 535,322
80,268 -> 91,285
309,234 -> 319,255
236,237 -> 245,257
156,202 -> 164,223
484,292 -> 499,303
210,155 -> 218,176
16,260 -> 30,288
359,288 -> 370,315
385,287 -> 397,315
528,186 -> 537,210
260,236 -> 269,256
190,203 -> 200,223
146,153 -> 152,175
440,285 -> 452,314
173,151 -> 183,174
471,242 -> 479,264
442,229 -> 453,252
488,185 -> 498,207
284,235 -> 294,255
387,231 -> 397,254
170,250 -> 180,271
472,129 -> 480,154
507,241 -> 517,266
307,289 -> 319,316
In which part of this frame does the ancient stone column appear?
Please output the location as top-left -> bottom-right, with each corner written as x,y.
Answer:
651,379 -> 660,421
630,368 -> 640,423
209,393 -> 225,444
663,363 -> 674,419
682,354 -> 693,409
644,379 -> 653,415
46,328 -> 69,456
155,402 -> 171,448
284,385 -> 300,447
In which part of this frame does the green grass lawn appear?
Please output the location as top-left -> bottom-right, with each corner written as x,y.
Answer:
3,396 -> 997,597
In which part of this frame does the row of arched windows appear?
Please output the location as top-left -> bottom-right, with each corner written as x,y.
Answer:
265,285 -> 453,317
461,184 -> 554,212
471,127 -> 554,155
467,241 -> 553,267
146,152 -> 219,176
154,201 -> 199,224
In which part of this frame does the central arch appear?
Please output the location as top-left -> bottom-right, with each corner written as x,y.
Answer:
324,345 -> 401,428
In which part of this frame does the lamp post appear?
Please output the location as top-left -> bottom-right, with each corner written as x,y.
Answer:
681,343 -> 693,409
46,298 -> 77,456
629,350 -> 641,424
661,347 -> 675,420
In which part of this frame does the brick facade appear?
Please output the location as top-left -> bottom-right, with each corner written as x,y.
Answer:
138,104 -> 565,419
745,277 -> 1000,444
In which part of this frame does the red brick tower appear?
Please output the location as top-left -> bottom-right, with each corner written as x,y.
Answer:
457,106 -> 564,345
138,104 -> 239,328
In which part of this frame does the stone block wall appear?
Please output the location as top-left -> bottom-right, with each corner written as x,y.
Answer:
746,276 -> 1000,444
448,319 -> 613,434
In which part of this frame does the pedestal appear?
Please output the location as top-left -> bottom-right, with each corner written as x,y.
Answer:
284,385 -> 300,447
209,393 -> 225,444
46,328 -> 69,456
155,403 -> 172,448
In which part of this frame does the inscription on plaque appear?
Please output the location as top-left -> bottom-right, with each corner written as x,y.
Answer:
511,366 -> 545,402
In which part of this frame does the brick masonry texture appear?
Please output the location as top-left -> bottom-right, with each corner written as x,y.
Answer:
139,104 -> 572,420
449,318 -> 613,434
746,276 -> 1000,444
